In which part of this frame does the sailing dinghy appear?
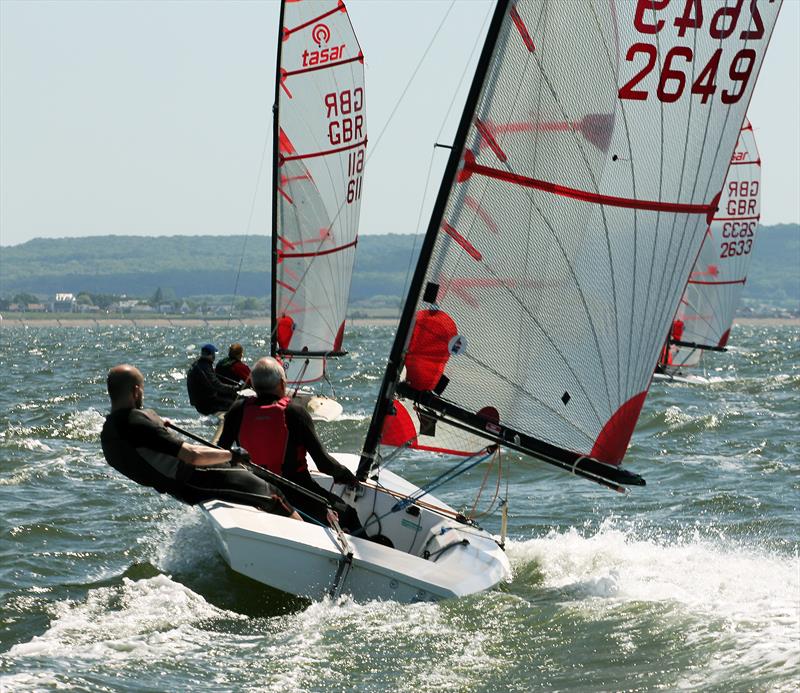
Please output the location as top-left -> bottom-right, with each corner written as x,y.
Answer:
654,118 -> 762,384
203,0 -> 781,602
269,0 -> 367,422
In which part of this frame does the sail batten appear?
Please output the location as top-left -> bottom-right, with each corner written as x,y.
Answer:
359,0 -> 780,481
271,0 -> 366,385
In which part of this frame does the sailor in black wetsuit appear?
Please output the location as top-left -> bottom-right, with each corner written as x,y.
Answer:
218,357 -> 362,532
186,343 -> 239,415
101,364 -> 301,519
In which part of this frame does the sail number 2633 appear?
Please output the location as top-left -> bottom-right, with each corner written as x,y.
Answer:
618,0 -> 768,104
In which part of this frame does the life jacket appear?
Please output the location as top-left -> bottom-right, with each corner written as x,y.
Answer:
239,397 -> 307,475
405,309 -> 458,391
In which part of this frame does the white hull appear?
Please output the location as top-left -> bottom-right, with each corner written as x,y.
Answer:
201,454 -> 511,602
653,371 -> 710,385
291,389 -> 343,422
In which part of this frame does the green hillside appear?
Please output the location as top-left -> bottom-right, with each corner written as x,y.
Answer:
0,234 -> 421,307
1,226 -> 797,312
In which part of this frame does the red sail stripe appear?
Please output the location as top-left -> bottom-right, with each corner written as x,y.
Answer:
510,5 -> 535,52
277,188 -> 294,204
279,69 -> 292,99
278,235 -> 298,250
280,239 -> 357,259
278,128 -> 296,155
280,138 -> 366,163
286,229 -> 332,247
441,222 -> 482,261
462,156 -> 715,218
475,119 -> 507,162
464,195 -> 499,235
730,159 -> 760,166
283,2 -> 345,40
712,215 -> 760,221
276,279 -> 297,292
284,266 -> 301,282
688,279 -> 746,285
281,173 -> 313,186
283,53 -> 364,78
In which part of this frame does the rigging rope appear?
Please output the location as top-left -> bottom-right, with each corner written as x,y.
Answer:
467,446 -> 504,520
226,109 -> 273,324
265,0 -> 460,353
399,1 -> 494,310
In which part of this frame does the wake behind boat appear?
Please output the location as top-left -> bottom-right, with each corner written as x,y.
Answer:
203,0 -> 782,602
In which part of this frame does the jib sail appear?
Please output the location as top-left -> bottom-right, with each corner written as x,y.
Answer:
271,0 -> 366,385
360,0 -> 781,488
664,118 -> 761,371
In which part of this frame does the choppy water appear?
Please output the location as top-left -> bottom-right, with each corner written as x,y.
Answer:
1,323 -> 798,691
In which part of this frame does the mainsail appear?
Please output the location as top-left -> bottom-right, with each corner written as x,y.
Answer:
662,118 -> 761,371
271,0 -> 366,385
360,0 -> 781,488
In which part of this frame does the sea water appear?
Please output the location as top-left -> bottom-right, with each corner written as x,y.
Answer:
0,323 -> 797,691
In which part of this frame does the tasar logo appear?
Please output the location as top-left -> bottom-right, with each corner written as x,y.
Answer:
312,23 -> 330,46
303,22 -> 345,68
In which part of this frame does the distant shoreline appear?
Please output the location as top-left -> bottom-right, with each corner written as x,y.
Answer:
1,316 -> 798,328
0,316 -> 400,328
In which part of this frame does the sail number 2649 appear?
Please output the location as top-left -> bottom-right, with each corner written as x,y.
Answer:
618,0 -> 767,104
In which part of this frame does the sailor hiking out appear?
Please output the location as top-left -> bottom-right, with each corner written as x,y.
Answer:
101,364 -> 301,519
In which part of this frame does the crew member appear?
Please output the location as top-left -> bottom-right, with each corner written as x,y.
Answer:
101,364 -> 301,519
187,343 -> 238,415
218,356 -> 362,532
216,343 -> 251,385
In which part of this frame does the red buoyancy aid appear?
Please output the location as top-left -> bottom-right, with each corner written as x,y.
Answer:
405,309 -> 458,391
239,396 -> 306,475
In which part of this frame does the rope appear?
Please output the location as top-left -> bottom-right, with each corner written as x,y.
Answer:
468,446 -> 504,520
390,447 -> 495,513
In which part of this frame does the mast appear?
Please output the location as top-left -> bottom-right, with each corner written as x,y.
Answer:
358,0 -> 511,479
269,0 -> 287,360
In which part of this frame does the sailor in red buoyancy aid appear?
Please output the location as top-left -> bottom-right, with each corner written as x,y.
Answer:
218,356 -> 363,532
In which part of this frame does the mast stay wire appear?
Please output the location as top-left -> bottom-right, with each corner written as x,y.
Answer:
230,0 -> 459,342
226,2 -> 484,345
264,0 -> 461,349
398,1 -> 495,311
227,110 -> 272,325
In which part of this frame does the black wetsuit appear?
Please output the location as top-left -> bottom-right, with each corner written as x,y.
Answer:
100,407 -> 293,516
218,396 -> 361,531
186,358 -> 238,415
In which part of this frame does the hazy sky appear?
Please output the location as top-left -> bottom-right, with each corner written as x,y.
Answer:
1,0 -> 798,248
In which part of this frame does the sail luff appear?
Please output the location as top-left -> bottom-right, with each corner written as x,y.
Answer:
270,0 -> 287,360
357,0 -> 512,479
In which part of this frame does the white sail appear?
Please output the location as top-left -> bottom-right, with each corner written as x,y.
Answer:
273,0 -> 366,385
666,118 -> 761,371
365,0 -> 782,480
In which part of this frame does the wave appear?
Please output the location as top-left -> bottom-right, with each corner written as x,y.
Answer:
506,521 -> 800,680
